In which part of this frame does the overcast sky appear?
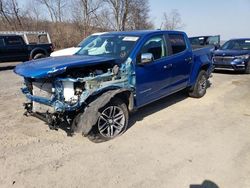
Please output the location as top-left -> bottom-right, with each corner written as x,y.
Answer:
150,0 -> 250,40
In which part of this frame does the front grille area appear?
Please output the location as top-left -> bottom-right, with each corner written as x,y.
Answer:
32,82 -> 52,98
213,56 -> 234,64
32,82 -> 54,113
214,64 -> 233,69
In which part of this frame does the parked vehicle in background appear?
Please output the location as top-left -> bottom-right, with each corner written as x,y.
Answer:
50,32 -> 107,57
0,31 -> 53,62
14,30 -> 213,142
189,35 -> 220,50
213,38 -> 250,73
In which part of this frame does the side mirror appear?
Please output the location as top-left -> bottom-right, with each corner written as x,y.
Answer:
140,53 -> 154,65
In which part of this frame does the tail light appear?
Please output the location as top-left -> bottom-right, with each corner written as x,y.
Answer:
50,44 -> 54,52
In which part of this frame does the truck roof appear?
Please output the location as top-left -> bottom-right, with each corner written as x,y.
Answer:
0,34 -> 20,37
229,38 -> 250,41
104,30 -> 186,37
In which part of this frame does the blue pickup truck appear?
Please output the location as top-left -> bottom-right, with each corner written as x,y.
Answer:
213,38 -> 250,73
14,30 -> 213,142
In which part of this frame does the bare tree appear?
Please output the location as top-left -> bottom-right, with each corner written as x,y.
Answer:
104,0 -> 130,31
0,0 -> 12,26
162,9 -> 185,30
71,0 -> 103,37
24,0 -> 44,30
0,0 -> 155,48
10,0 -> 22,28
104,0 -> 153,31
127,0 -> 153,30
36,0 -> 66,22
0,0 -> 23,29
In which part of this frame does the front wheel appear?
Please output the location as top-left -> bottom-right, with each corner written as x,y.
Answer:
87,98 -> 129,143
189,70 -> 208,98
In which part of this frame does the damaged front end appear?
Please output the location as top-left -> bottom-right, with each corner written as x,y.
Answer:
20,58 -> 135,133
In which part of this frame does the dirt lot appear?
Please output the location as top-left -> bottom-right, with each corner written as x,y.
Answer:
0,62 -> 250,188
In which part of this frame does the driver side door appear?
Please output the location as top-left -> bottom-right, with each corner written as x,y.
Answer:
135,34 -> 173,107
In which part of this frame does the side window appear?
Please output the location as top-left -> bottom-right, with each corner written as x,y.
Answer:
0,38 -> 5,47
139,35 -> 167,62
169,34 -> 187,54
207,36 -> 220,45
6,36 -> 24,45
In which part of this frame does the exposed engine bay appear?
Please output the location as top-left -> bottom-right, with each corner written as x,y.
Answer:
22,59 -> 135,131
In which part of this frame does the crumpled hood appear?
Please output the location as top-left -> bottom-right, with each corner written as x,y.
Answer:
14,55 -> 116,78
214,49 -> 250,56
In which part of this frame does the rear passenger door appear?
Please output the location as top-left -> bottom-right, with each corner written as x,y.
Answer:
5,36 -> 27,61
167,34 -> 193,92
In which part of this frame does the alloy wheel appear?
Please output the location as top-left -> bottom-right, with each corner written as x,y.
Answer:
97,106 -> 125,138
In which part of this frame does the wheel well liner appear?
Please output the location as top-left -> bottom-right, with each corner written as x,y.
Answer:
201,63 -> 210,71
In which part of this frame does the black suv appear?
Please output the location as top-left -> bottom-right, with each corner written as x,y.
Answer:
0,31 -> 54,62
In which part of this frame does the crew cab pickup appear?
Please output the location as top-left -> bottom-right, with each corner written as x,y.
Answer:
0,31 -> 53,62
14,30 -> 213,142
213,38 -> 250,73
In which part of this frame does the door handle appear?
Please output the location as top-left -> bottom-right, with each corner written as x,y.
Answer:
185,57 -> 193,63
163,64 -> 173,69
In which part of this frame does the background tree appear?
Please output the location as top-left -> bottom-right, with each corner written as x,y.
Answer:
36,0 -> 66,23
162,9 -> 185,30
104,0 -> 153,31
127,0 -> 153,30
0,0 -> 23,29
104,0 -> 129,31
71,0 -> 103,38
0,0 -> 154,48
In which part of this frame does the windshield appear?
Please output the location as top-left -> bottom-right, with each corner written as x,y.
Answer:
221,39 -> 250,50
77,35 -> 99,47
76,34 -> 139,61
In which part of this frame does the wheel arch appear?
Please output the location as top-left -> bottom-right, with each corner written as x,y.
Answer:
30,48 -> 48,59
72,88 -> 134,135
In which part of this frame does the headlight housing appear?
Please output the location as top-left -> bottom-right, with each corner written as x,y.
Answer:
235,54 -> 250,60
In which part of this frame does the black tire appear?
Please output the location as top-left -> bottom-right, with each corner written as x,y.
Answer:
189,70 -> 208,98
245,61 -> 250,74
87,98 -> 129,143
33,53 -> 46,59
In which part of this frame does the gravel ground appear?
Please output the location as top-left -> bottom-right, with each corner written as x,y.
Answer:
0,62 -> 250,188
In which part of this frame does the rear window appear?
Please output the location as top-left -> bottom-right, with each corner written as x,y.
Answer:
6,36 -> 23,45
189,37 -> 204,46
169,34 -> 187,54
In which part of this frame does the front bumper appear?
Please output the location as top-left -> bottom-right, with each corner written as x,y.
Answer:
212,57 -> 247,71
23,102 -> 73,133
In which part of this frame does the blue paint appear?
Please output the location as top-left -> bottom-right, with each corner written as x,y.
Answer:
213,38 -> 250,71
15,30 -> 213,113
14,55 -> 116,78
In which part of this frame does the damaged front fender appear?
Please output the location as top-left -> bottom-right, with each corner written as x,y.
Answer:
71,89 -> 132,136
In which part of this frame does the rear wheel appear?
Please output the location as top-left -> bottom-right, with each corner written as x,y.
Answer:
189,70 -> 208,98
33,53 -> 46,59
87,98 -> 129,143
